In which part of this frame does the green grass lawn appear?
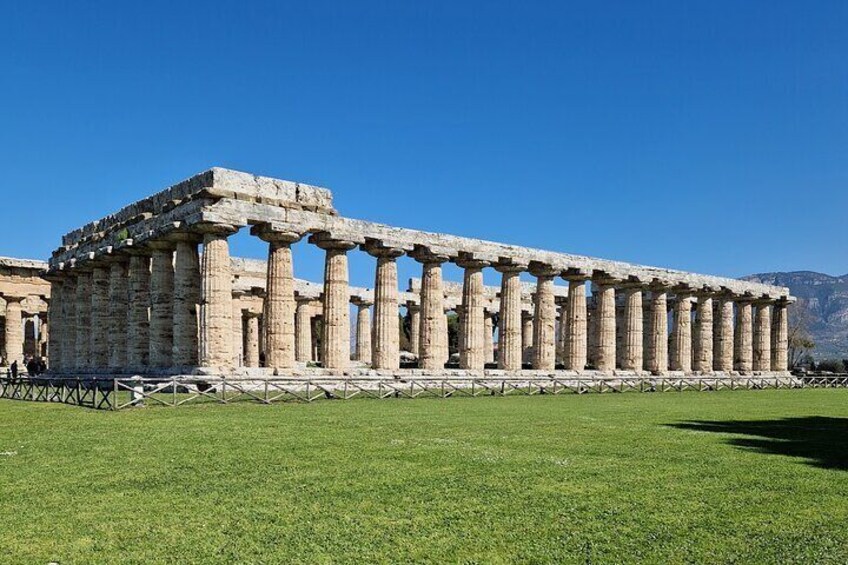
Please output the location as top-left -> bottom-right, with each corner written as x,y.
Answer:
1,390 -> 846,564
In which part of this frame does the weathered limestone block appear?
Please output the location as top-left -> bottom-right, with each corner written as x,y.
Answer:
594,281 -> 617,372
531,266 -> 558,371
200,231 -> 234,368
713,296 -> 734,372
458,260 -> 487,371
127,255 -> 151,369
620,284 -> 643,372
173,239 -> 201,367
646,285 -> 668,374
108,259 -> 129,370
75,271 -> 92,369
353,299 -> 372,364
753,301 -> 772,372
316,238 -> 356,371
772,300 -> 789,372
295,298 -> 313,362
734,300 -> 753,374
693,295 -> 713,373
148,246 -> 175,368
496,265 -> 524,371
3,297 -> 23,367
563,275 -> 588,371
90,266 -> 110,369
670,292 -> 692,373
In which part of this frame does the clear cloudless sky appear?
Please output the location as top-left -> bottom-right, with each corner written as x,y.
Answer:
1,1 -> 846,290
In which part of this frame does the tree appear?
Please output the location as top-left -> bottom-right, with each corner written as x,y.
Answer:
788,300 -> 815,369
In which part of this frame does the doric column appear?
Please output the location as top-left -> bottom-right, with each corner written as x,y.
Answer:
364,243 -> 406,370
61,275 -> 77,371
352,298 -> 373,364
3,296 -> 24,367
670,290 -> 693,373
563,272 -> 589,371
753,300 -> 773,372
148,244 -> 175,368
594,277 -> 617,372
46,278 -> 63,369
244,312 -> 261,368
457,257 -> 489,371
620,282 -> 644,372
556,296 -> 569,365
232,299 -> 244,367
646,283 -> 669,375
75,270 -> 92,370
587,294 -> 598,367
713,295 -> 735,373
531,265 -> 558,371
406,301 -> 420,358
734,298 -> 754,374
483,311 -> 495,365
106,258 -> 129,370
496,262 -> 525,372
295,297 -> 313,362
521,310 -> 534,362
411,249 -> 451,371
693,293 -> 714,374
312,235 -> 357,371
172,236 -> 201,368
127,254 -> 151,370
199,229 -> 235,369
39,317 -> 48,359
253,226 -> 302,369
310,315 -> 322,363
772,299 -> 790,372
89,265 -> 110,369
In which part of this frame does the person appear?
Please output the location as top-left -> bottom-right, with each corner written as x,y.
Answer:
37,358 -> 47,375
27,358 -> 37,377
10,360 -> 18,380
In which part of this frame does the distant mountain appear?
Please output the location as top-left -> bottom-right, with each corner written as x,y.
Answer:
742,271 -> 848,360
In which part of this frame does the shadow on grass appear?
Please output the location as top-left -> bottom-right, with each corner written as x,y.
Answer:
669,417 -> 848,471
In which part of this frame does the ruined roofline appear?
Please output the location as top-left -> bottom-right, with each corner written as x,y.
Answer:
59,168 -> 335,248
0,256 -> 49,271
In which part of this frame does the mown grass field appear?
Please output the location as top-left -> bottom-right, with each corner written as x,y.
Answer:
1,389 -> 847,564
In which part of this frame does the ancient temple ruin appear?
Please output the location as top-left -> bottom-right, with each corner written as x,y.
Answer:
1,257 -> 51,366
42,168 -> 793,378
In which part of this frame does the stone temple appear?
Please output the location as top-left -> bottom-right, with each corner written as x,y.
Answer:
25,168 -> 792,378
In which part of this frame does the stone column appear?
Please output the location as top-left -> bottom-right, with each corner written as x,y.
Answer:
670,291 -> 693,373
127,255 -> 151,370
693,294 -> 714,374
531,266 -> 558,371
46,280 -> 62,369
753,300 -> 772,372
148,244 -> 175,369
314,236 -> 356,371
413,250 -> 450,371
594,279 -> 617,372
75,270 -> 92,370
353,299 -> 373,364
295,298 -> 313,362
254,227 -> 301,369
311,315 -> 322,363
3,296 -> 24,367
407,301 -> 420,358
734,299 -> 754,374
556,297 -> 568,365
365,245 -> 405,370
39,317 -> 48,359
496,264 -> 524,372
646,284 -> 668,375
106,259 -> 129,370
713,296 -> 735,373
61,276 -> 77,371
232,300 -> 244,367
483,311 -> 495,365
199,229 -> 235,369
172,237 -> 201,368
521,310 -> 534,363
620,283 -> 644,372
89,266 -> 110,369
772,299 -> 790,372
244,313 -> 261,368
457,258 -> 488,371
563,273 -> 589,371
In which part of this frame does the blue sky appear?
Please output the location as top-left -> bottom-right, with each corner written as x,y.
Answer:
1,1 -> 846,290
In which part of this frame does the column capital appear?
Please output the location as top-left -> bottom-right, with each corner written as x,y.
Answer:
494,258 -> 528,274
145,239 -> 177,252
163,231 -> 204,245
191,222 -> 240,236
406,300 -> 420,312
1,294 -> 25,304
592,271 -> 622,287
309,232 -> 357,251
562,268 -> 591,282
528,262 -> 560,278
409,246 -> 452,264
361,239 -> 409,259
251,222 -> 304,244
351,296 -> 374,308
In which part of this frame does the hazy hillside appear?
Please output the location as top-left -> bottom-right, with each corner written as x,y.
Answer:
742,271 -> 848,360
